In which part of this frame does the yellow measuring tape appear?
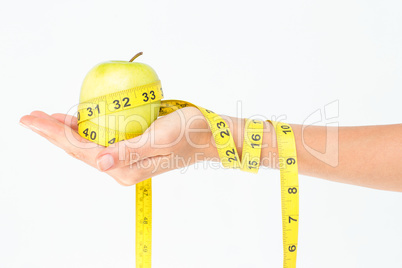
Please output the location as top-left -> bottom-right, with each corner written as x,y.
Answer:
270,120 -> 299,268
77,82 -> 299,267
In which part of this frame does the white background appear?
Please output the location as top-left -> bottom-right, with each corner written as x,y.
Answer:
1,0 -> 401,267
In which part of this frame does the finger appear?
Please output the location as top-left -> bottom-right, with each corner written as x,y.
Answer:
20,114 -> 104,169
51,113 -> 78,131
93,110 -> 187,172
21,113 -> 135,184
94,129 -> 171,172
30,110 -> 79,133
21,114 -> 63,144
30,110 -> 80,134
30,110 -> 60,123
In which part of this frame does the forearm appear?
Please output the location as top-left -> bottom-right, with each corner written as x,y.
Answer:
291,124 -> 402,192
205,115 -> 402,192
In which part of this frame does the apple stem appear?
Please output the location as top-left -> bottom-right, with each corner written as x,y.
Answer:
129,52 -> 143,62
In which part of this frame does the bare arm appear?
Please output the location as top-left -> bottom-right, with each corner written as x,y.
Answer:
291,124 -> 402,192
20,109 -> 402,191
222,117 -> 402,192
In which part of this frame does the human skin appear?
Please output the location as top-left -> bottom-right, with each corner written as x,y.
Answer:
19,107 -> 402,192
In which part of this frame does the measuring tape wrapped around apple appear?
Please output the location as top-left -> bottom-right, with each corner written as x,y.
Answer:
77,53 -> 299,268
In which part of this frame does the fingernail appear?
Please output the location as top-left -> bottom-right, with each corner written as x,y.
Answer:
20,122 -> 31,130
30,124 -> 43,133
97,154 -> 114,171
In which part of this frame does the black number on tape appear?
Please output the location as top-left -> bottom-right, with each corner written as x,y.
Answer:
150,90 -> 156,100
87,107 -> 93,116
288,245 -> 296,252
217,121 -> 226,129
95,105 -> 100,113
142,92 -> 149,102
205,109 -> 214,113
288,187 -> 297,194
228,156 -> 237,162
113,100 -> 121,109
287,158 -> 296,165
108,138 -> 116,145
281,125 -> 291,134
251,143 -> 260,148
123,97 -> 131,107
220,130 -> 230,138
226,149 -> 235,156
252,119 -> 262,124
251,134 -> 261,141
83,128 -> 96,140
289,216 -> 297,223
77,112 -> 80,121
90,131 -> 96,140
248,160 -> 258,169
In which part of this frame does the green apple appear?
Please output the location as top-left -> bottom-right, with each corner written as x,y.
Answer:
79,53 -> 161,138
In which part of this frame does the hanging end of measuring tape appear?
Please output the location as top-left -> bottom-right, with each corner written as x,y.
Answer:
269,120 -> 300,268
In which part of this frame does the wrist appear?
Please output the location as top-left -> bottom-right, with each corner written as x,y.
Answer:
201,115 -> 278,169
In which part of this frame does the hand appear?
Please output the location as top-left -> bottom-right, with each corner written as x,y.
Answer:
20,107 -> 216,186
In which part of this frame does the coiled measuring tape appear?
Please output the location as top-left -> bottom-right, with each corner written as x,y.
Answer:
77,81 -> 299,268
